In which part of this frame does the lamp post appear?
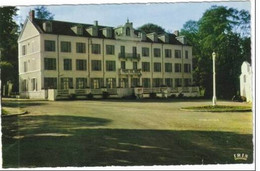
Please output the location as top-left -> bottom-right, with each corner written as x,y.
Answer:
212,52 -> 217,106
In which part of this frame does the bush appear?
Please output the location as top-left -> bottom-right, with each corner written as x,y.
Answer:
149,92 -> 157,99
232,95 -> 247,102
69,94 -> 76,100
178,93 -> 184,98
87,93 -> 93,99
102,91 -> 110,99
170,94 -> 176,98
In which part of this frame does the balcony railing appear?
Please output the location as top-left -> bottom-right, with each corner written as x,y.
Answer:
118,53 -> 141,61
119,68 -> 142,75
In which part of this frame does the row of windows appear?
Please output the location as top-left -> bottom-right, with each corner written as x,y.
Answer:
42,77 -> 191,89
44,40 -> 189,58
44,58 -> 191,73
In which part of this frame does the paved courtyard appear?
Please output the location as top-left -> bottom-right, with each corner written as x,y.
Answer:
1,98 -> 253,167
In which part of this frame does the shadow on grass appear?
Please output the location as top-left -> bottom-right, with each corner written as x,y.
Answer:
2,115 -> 253,168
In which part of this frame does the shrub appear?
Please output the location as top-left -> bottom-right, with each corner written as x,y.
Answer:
149,92 -> 157,99
178,93 -> 184,98
69,94 -> 76,100
87,93 -> 93,99
170,94 -> 176,98
102,91 -> 110,99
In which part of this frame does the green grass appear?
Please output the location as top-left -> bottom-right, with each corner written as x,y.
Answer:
182,105 -> 252,112
1,99 -> 253,167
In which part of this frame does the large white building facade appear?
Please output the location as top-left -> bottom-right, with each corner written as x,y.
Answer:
18,11 -> 199,100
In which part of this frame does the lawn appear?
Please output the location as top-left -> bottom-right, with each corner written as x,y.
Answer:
1,99 -> 253,168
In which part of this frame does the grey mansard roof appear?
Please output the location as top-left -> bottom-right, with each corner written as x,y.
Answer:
32,18 -> 189,46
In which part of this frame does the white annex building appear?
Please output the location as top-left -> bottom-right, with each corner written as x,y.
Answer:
240,61 -> 252,102
18,10 -> 199,100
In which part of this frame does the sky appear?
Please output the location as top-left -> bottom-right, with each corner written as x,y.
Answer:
16,1 -> 251,33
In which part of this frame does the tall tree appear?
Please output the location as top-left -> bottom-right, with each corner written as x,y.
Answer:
138,23 -> 166,35
34,6 -> 54,20
181,6 -> 251,99
0,7 -> 19,92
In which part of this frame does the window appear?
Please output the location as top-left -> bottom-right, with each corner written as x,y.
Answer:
142,62 -> 150,72
91,78 -> 103,89
153,78 -> 163,87
165,49 -> 172,58
76,42 -> 86,53
165,63 -> 172,72
61,78 -> 73,89
61,41 -> 71,52
121,61 -> 126,69
131,78 -> 140,87
165,78 -> 173,87
76,78 -> 87,89
126,27 -> 130,36
142,78 -> 150,88
142,47 -> 149,57
92,44 -> 101,54
154,62 -> 161,72
133,62 -> 137,70
120,46 -> 125,57
132,47 -> 137,56
106,61 -> 116,71
77,26 -> 83,35
175,63 -> 182,73
24,61 -> 27,72
106,45 -> 115,55
21,79 -> 28,91
120,78 -> 128,88
154,48 -> 161,57
76,59 -> 87,71
185,50 -> 189,59
91,60 -> 102,71
175,50 -> 181,58
184,64 -> 191,73
31,78 -> 37,91
184,78 -> 191,86
64,59 -> 72,70
175,78 -> 182,87
22,45 -> 26,55
44,22 -> 52,32
44,58 -> 56,70
44,40 -> 55,52
106,78 -> 116,88
44,77 -> 57,89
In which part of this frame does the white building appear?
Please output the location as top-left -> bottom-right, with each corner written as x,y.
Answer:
18,10 -> 199,100
240,61 -> 252,102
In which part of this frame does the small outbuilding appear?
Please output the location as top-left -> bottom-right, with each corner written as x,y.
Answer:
240,61 -> 252,102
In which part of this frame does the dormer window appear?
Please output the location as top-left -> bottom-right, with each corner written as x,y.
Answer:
126,27 -> 130,36
71,25 -> 83,35
77,26 -> 83,35
43,21 -> 52,32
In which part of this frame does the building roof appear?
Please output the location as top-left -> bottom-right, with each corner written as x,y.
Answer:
32,18 -> 188,46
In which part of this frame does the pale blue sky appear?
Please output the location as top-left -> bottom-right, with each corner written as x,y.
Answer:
16,1 -> 251,32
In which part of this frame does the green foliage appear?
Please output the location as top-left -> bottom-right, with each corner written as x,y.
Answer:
180,6 -> 251,99
138,23 -> 166,35
0,7 -> 19,92
34,6 -> 54,20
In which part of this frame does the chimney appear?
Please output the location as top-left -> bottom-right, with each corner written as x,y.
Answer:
29,10 -> 35,21
94,20 -> 98,26
174,30 -> 179,36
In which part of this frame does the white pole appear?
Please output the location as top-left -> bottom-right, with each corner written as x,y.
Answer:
212,52 -> 217,106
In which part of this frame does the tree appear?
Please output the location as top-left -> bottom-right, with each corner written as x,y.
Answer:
180,6 -> 251,99
0,7 -> 19,93
34,6 -> 54,20
138,23 -> 166,35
